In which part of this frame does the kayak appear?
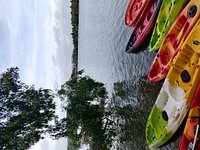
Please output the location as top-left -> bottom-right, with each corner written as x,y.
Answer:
149,0 -> 188,52
178,83 -> 200,150
125,0 -> 163,53
125,0 -> 148,27
148,0 -> 200,82
146,19 -> 200,148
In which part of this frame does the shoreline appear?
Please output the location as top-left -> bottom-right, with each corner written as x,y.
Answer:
70,0 -> 79,77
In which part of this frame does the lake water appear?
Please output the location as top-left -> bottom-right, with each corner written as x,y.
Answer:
78,0 -> 183,149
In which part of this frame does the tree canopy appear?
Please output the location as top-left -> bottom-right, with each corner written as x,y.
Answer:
50,71 -> 115,150
0,68 -> 117,149
0,67 -> 56,149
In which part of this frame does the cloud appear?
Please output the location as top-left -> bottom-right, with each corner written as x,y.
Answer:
52,0 -> 73,83
0,1 -> 71,149
40,139 -> 50,150
0,17 -> 11,69
0,17 -> 11,50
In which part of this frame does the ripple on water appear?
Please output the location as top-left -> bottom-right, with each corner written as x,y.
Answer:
78,1 -> 182,149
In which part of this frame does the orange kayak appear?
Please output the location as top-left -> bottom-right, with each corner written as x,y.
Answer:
146,18 -> 200,149
178,83 -> 200,150
125,0 -> 148,27
148,0 -> 200,82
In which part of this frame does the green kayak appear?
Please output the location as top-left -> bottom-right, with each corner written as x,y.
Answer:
146,18 -> 200,148
149,0 -> 188,52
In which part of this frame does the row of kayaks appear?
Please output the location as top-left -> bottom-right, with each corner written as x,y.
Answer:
124,0 -> 200,149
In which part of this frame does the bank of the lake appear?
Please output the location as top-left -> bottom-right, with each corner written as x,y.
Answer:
70,0 -> 79,77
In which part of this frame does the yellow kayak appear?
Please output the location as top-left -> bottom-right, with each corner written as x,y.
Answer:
148,0 -> 200,82
146,19 -> 200,148
178,83 -> 200,150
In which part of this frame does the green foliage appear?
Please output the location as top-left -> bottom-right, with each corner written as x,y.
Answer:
0,67 -> 56,149
54,72 -> 115,150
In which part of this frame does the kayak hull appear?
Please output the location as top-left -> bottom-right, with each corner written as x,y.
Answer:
125,0 -> 148,27
146,19 -> 200,148
149,0 -> 188,52
178,84 -> 200,150
148,0 -> 200,82
125,0 -> 163,53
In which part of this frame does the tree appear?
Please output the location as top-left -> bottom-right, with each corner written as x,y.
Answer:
111,76 -> 164,149
50,71 -> 115,150
0,67 -> 56,149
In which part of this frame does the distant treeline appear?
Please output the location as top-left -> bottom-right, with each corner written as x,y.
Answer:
70,0 -> 79,77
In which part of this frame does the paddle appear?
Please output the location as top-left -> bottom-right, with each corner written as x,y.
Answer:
192,117 -> 200,150
187,116 -> 200,150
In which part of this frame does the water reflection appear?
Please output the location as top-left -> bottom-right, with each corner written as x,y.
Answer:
110,76 -> 185,150
78,1 -> 185,149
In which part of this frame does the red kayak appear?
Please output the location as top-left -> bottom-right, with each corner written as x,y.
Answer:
148,0 -> 200,82
125,0 -> 148,27
125,0 -> 163,53
178,83 -> 200,150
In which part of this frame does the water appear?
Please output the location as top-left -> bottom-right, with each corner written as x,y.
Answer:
78,0 -> 183,149
78,1 -> 156,87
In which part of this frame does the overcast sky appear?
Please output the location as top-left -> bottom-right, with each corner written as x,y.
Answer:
0,0 -> 73,149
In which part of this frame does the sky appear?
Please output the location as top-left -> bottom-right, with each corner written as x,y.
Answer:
0,0 -> 73,149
